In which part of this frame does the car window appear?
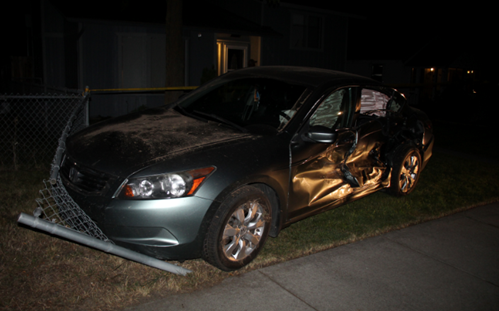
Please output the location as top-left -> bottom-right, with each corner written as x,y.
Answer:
310,89 -> 344,129
360,89 -> 390,116
309,88 -> 354,130
387,92 -> 406,113
177,78 -> 307,131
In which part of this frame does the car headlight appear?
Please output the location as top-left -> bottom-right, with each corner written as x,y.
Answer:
117,167 -> 215,199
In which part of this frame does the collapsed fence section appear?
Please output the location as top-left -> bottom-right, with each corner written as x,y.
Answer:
0,93 -> 88,170
12,88 -> 192,275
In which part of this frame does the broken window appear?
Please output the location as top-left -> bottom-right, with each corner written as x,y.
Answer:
360,89 -> 390,117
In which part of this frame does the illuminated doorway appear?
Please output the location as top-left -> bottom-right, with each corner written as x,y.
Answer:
217,41 -> 248,74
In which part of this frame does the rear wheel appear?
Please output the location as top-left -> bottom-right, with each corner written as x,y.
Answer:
202,186 -> 271,271
389,146 -> 421,196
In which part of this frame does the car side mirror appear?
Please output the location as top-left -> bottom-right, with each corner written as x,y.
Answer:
305,125 -> 338,144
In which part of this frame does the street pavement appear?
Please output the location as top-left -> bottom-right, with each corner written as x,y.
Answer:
125,202 -> 499,311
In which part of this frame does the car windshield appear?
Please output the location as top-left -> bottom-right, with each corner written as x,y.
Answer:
176,78 -> 308,132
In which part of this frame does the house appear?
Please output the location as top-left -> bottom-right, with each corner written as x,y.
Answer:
35,0 -> 356,117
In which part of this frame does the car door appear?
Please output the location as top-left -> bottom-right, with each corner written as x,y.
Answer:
342,88 -> 391,192
341,87 -> 412,202
287,87 -> 358,221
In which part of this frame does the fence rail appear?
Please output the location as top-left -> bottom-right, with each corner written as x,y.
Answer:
0,92 -> 88,170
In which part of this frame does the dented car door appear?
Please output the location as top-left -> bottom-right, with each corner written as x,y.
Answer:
343,88 -> 407,197
287,87 -> 401,221
287,87 -> 358,221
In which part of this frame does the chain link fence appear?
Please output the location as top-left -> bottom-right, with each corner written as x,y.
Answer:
32,89 -> 110,241
0,92 -> 88,170
12,89 -> 191,274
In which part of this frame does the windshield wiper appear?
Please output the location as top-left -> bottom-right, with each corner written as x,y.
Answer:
193,110 -> 248,133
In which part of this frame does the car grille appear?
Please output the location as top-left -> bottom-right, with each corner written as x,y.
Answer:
61,156 -> 114,193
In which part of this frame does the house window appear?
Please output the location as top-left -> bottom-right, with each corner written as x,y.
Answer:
291,13 -> 323,50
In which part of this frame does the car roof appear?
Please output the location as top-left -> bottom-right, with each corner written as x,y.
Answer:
221,66 -> 381,89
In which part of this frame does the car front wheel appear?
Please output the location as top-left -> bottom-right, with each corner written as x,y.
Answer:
389,146 -> 421,196
202,185 -> 271,271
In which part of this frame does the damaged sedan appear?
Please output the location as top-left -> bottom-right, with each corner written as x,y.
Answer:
59,66 -> 433,271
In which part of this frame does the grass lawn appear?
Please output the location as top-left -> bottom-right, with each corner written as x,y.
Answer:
1,122 -> 498,310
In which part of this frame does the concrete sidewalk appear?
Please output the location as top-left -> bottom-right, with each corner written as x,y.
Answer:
126,203 -> 499,311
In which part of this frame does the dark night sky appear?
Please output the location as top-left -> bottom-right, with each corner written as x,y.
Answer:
335,4 -> 488,61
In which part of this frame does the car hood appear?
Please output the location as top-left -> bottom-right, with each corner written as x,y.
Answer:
66,107 -> 255,176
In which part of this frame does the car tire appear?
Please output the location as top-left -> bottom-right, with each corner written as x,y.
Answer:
388,145 -> 421,197
202,185 -> 271,271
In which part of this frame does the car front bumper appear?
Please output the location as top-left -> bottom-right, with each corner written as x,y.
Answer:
64,183 -> 215,260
